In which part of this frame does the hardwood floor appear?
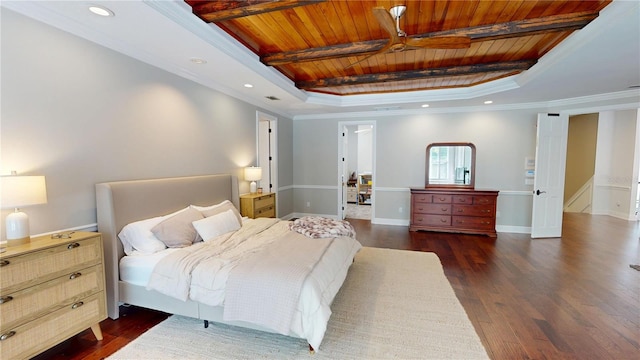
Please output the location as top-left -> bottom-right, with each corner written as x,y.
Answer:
33,213 -> 639,359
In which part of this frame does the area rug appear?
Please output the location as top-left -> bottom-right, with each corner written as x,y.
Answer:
108,247 -> 489,359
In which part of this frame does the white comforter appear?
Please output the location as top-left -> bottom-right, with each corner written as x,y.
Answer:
146,218 -> 362,350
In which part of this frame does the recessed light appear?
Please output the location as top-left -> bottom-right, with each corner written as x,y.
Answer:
244,84 -> 254,88
88,5 -> 114,17
484,100 -> 493,104
421,104 -> 429,108
190,58 -> 207,64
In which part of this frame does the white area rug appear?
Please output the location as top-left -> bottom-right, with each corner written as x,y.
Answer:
108,247 -> 488,359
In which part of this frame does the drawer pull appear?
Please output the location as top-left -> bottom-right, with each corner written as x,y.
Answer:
0,296 -> 13,304
438,197 -> 446,201
457,209 -> 464,212
0,331 -> 16,341
441,208 -> 448,212
440,219 -> 447,223
67,242 -> 80,250
71,301 -> 84,309
69,272 -> 82,280
0,260 -> 9,267
458,198 -> 466,202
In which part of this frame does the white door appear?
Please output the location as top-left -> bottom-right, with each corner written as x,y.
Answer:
340,126 -> 349,219
257,112 -> 277,196
531,113 -> 569,238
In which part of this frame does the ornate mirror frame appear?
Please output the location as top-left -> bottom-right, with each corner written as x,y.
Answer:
425,142 -> 476,189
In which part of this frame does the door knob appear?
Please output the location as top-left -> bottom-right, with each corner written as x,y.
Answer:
535,189 -> 547,195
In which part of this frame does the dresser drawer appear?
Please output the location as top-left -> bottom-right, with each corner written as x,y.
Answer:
0,292 -> 105,360
0,236 -> 102,294
452,195 -> 473,204
432,195 -> 452,204
413,203 -> 451,215
452,216 -> 495,230
413,214 -> 451,227
0,264 -> 104,332
412,193 -> 432,203
254,205 -> 276,218
452,205 -> 495,217
254,194 -> 275,209
473,196 -> 496,205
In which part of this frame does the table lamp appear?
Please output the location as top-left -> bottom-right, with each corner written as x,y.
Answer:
244,167 -> 262,194
1,172 -> 48,246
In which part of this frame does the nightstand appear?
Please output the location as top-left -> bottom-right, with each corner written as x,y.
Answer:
240,192 -> 276,218
0,232 -> 107,359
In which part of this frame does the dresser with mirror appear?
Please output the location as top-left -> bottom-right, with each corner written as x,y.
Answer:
410,143 -> 498,237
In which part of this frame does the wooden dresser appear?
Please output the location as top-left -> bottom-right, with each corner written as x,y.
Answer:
410,188 -> 499,237
0,232 -> 107,359
240,192 -> 276,218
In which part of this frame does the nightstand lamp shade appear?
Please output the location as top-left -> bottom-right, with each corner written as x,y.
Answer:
244,167 -> 262,194
1,175 -> 48,245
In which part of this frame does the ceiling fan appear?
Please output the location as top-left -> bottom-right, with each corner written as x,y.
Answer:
347,5 -> 471,68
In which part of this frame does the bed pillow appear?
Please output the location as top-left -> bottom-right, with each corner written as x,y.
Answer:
118,207 -> 189,255
192,209 -> 241,243
151,207 -> 204,248
191,200 -> 242,224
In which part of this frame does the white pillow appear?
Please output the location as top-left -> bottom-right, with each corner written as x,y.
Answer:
191,200 -> 242,224
118,207 -> 189,255
192,209 -> 241,243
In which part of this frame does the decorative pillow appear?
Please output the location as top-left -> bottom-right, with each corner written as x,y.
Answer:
191,200 -> 242,224
118,207 -> 189,255
151,207 -> 204,248
192,209 -> 241,243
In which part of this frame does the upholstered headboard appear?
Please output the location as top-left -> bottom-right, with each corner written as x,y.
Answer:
95,174 -> 239,319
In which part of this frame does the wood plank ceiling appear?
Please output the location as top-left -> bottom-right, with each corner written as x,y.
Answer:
185,0 -> 612,96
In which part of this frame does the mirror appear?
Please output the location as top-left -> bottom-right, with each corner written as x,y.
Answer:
425,142 -> 475,188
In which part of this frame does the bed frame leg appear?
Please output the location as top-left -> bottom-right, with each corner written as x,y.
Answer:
309,344 -> 315,354
204,320 -> 209,328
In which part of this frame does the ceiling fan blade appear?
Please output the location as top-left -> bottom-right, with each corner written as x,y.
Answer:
405,36 -> 471,49
372,7 -> 401,45
345,42 -> 395,70
346,7 -> 399,70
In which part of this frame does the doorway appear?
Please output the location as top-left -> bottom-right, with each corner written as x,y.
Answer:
257,112 -> 277,210
338,122 -> 375,221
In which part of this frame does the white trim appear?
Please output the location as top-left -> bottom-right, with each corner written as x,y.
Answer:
278,185 -> 294,191
32,223 -> 98,238
496,225 -> 531,234
372,218 -> 410,226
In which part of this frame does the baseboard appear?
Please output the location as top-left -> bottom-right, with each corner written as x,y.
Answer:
496,225 -> 531,234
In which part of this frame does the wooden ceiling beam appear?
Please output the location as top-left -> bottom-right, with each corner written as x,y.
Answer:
186,0 -> 326,22
262,11 -> 598,66
295,60 -> 537,90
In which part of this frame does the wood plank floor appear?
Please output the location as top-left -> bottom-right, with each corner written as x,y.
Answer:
33,213 -> 639,359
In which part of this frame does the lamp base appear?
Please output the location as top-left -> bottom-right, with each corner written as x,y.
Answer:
6,210 -> 31,247
250,181 -> 257,194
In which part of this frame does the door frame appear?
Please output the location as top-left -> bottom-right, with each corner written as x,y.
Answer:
337,121 -> 376,220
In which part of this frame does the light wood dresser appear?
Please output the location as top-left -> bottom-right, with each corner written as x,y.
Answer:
240,192 -> 276,218
0,232 -> 107,359
410,188 -> 499,237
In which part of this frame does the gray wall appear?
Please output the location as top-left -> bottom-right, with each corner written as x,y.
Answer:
1,9 -> 293,238
293,110 -> 543,229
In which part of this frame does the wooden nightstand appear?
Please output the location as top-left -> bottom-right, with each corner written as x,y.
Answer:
240,192 -> 276,218
0,232 -> 107,359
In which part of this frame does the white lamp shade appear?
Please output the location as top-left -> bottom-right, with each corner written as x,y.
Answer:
1,175 -> 47,245
244,167 -> 262,194
244,167 -> 262,181
1,175 -> 48,208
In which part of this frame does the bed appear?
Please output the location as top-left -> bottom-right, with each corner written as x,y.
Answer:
95,174 -> 361,351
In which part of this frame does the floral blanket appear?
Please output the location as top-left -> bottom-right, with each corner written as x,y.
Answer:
288,216 -> 356,239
